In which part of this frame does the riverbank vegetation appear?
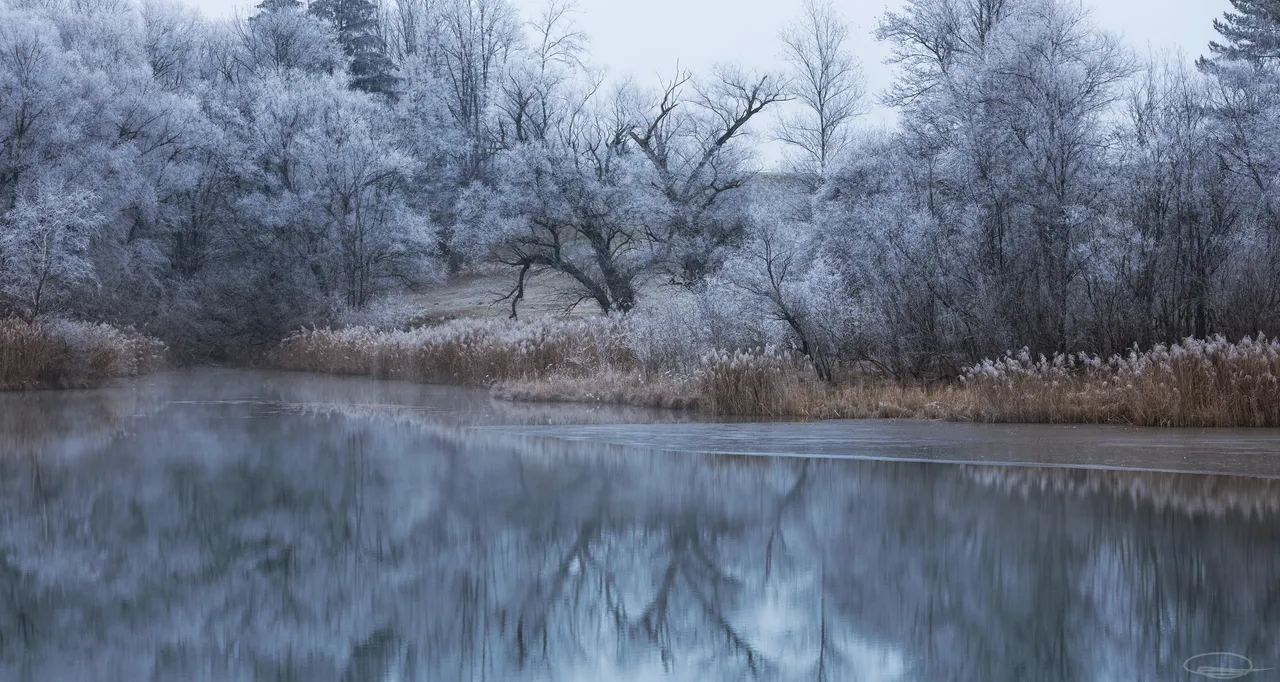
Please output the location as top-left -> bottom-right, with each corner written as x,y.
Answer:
0,318 -> 166,390
6,0 -> 1280,415
271,318 -> 1280,426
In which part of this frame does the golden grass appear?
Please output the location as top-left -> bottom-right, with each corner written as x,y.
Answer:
0,318 -> 167,390
269,322 -> 1280,426
694,349 -> 958,419
958,336 -> 1280,426
497,370 -> 701,410
0,318 -> 65,389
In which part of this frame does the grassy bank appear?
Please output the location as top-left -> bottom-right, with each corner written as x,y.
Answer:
271,319 -> 1280,427
0,318 -> 167,390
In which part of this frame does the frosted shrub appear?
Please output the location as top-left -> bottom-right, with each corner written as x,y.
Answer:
625,291 -> 710,377
624,286 -> 778,377
334,296 -> 434,330
48,319 -> 166,379
719,207 -> 864,380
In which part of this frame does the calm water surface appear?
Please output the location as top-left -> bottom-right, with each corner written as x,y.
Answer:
3,369 -> 1280,681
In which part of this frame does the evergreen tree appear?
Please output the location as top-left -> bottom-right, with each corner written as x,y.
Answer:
255,0 -> 303,12
1202,0 -> 1280,67
308,0 -> 399,97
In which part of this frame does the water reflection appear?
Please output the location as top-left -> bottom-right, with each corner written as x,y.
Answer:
2,371 -> 1279,681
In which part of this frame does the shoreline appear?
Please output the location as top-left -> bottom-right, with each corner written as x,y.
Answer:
265,321 -> 1280,428
7,314 -> 1279,429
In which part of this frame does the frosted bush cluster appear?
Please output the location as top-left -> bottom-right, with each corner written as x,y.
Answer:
334,296 -> 440,330
46,319 -> 168,378
624,287 -> 783,376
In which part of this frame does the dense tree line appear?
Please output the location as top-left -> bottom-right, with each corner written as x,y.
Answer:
828,0 -> 1280,376
1,0 -> 1278,373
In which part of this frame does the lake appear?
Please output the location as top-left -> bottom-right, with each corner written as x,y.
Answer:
3,369 -> 1280,681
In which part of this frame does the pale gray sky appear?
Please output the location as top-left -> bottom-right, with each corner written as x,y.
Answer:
182,0 -> 1232,161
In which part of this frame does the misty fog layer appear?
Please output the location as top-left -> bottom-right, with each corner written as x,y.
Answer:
3,370 -> 1279,681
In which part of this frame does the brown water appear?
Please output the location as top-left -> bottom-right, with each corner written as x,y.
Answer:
2,369 -> 1280,681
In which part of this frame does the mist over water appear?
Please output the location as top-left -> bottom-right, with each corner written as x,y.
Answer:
2,371 -> 1279,681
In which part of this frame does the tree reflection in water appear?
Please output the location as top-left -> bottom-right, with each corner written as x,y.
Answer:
1,376 -> 1278,681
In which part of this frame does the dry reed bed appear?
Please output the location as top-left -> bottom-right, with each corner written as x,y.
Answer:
691,347 -> 958,418
960,336 -> 1280,426
0,318 -> 167,390
270,317 -> 636,385
271,322 -> 1280,426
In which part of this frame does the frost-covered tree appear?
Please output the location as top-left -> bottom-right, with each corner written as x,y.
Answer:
875,0 -> 1015,106
1104,60 -> 1244,344
468,63 -> 786,315
391,59 -> 468,270
0,2 -> 188,328
979,1 -> 1132,350
383,0 -> 443,64
298,91 -> 431,307
629,66 -> 788,283
469,84 -> 662,314
238,2 -> 344,77
778,0 -> 865,182
1194,1 -> 1280,337
437,0 -> 522,179
720,208 -> 860,380
1204,0 -> 1280,67
141,0 -> 204,91
0,180 -> 104,321
227,75 -> 434,314
308,0 -> 399,96
0,7 -> 76,212
496,0 -> 587,147
818,131 -> 996,375
865,0 -> 1132,355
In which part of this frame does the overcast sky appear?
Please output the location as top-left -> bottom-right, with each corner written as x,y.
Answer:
180,0 -> 1233,162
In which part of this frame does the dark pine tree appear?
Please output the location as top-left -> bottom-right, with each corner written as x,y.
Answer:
308,0 -> 399,97
1201,0 -> 1280,68
255,0 -> 304,12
